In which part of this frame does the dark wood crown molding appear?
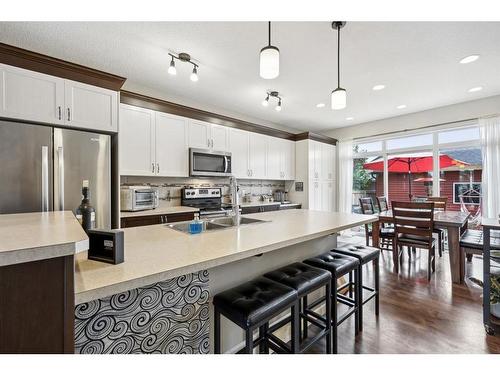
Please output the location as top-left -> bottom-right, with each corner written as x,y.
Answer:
0,42 -> 126,91
120,90 -> 297,141
294,132 -> 338,145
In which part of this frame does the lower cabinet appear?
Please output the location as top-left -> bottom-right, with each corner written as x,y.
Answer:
240,204 -> 281,215
0,255 -> 74,353
120,212 -> 195,228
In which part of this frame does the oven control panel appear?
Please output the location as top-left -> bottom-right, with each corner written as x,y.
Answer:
182,188 -> 222,199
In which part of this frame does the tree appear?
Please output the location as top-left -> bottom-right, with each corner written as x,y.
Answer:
352,145 -> 376,191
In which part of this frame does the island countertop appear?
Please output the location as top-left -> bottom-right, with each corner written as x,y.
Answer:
75,209 -> 376,304
0,211 -> 89,267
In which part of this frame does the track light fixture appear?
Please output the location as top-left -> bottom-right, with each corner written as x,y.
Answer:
168,52 -> 199,82
262,91 -> 283,111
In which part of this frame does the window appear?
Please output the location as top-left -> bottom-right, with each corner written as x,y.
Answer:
352,123 -> 481,208
386,134 -> 433,150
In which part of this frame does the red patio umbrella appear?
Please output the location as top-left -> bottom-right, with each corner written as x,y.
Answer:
363,154 -> 468,199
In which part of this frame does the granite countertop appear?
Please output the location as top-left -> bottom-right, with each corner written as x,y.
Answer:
74,209 -> 376,304
0,211 -> 89,267
120,202 -> 199,218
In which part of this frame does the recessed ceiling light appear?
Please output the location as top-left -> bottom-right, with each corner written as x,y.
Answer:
460,55 -> 480,64
316,103 -> 325,108
372,84 -> 385,91
396,104 -> 407,109
346,117 -> 354,121
468,86 -> 483,93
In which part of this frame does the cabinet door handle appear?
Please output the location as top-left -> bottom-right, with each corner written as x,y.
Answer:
160,216 -> 164,224
164,215 -> 168,223
207,139 -> 210,148
152,163 -> 155,173
67,108 -> 71,122
58,106 -> 62,120
157,163 -> 160,174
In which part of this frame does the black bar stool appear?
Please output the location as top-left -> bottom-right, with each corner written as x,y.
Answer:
264,262 -> 332,353
213,276 -> 299,354
304,252 -> 360,353
331,244 -> 381,331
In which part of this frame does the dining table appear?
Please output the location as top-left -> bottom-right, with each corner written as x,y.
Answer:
372,209 -> 470,284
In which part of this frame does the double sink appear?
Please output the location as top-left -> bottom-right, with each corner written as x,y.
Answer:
167,216 -> 268,234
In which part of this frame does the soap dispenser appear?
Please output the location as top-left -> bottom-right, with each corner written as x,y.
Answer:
188,213 -> 203,234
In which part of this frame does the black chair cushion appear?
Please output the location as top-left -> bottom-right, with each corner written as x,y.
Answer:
397,234 -> 436,248
380,227 -> 395,238
213,277 -> 297,329
332,244 -> 380,264
264,262 -> 331,297
304,252 -> 359,278
460,229 -> 500,251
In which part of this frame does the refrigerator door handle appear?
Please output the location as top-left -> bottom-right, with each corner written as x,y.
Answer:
41,146 -> 49,212
57,146 -> 65,210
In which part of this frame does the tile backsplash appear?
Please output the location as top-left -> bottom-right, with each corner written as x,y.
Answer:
120,176 -> 287,206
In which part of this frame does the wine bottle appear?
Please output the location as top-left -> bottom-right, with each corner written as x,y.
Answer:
76,180 -> 96,232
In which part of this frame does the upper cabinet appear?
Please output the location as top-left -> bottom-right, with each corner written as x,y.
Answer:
267,137 -> 295,180
0,63 -> 64,125
64,80 -> 118,132
119,104 -> 189,177
188,120 -> 228,152
0,63 -> 119,133
228,128 -> 250,178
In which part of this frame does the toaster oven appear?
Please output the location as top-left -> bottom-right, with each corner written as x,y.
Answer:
120,186 -> 159,212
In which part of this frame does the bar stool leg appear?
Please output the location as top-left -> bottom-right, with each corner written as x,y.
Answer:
244,328 -> 253,354
374,257 -> 380,316
302,295 -> 308,340
259,323 -> 269,353
357,266 -> 363,332
325,282 -> 332,354
291,301 -> 300,354
214,306 -> 221,354
331,279 -> 338,354
354,269 -> 360,335
348,272 -> 353,298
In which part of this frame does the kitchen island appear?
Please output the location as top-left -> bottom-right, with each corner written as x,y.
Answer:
74,209 -> 376,354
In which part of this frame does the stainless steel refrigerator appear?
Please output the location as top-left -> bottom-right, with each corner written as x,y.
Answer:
0,120 -> 111,229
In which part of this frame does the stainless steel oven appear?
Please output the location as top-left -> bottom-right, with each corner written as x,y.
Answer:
189,148 -> 232,177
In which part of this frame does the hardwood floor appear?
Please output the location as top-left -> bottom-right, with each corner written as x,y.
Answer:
306,242 -> 500,354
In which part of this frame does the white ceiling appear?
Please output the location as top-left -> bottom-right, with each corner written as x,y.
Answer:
1,21 -> 500,133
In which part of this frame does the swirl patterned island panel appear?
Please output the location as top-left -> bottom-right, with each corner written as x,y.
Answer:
75,270 -> 210,354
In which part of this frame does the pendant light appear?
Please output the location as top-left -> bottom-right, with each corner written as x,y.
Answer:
260,22 -> 280,79
331,21 -> 347,110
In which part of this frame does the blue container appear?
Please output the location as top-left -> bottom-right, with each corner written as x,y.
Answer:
188,214 -> 203,234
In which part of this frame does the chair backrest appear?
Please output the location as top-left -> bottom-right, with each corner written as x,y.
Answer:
391,201 -> 435,245
359,197 -> 375,215
376,196 -> 389,212
426,196 -> 447,211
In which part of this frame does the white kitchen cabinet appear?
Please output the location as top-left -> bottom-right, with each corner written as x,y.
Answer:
290,139 -> 336,211
249,133 -> 267,179
0,63 -> 64,125
0,63 -> 119,132
119,104 -> 156,176
210,124 -> 228,151
64,80 -> 118,132
282,140 -> 296,180
228,128 -> 250,178
155,112 -> 189,177
188,120 -> 211,149
266,137 -> 282,180
188,120 -> 228,151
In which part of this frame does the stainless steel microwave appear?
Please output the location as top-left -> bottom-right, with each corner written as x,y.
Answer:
189,148 -> 232,177
120,186 -> 159,212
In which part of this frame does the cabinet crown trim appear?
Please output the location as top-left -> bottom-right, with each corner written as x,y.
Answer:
0,42 -> 126,91
294,132 -> 338,145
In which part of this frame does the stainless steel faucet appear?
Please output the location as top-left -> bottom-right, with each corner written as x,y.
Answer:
229,176 -> 241,226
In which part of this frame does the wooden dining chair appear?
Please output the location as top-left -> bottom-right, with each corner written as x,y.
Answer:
392,201 -> 436,280
359,197 -> 395,251
376,196 -> 389,212
426,197 -> 448,257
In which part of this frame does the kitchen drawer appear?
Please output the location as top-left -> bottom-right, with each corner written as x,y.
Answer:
120,212 -> 195,228
241,204 -> 280,215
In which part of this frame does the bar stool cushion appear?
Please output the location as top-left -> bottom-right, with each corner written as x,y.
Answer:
213,277 -> 297,328
264,262 -> 331,297
460,229 -> 500,251
332,244 -> 380,264
304,252 -> 359,277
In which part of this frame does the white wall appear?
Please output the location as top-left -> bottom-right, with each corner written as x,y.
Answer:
324,95 -> 500,141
